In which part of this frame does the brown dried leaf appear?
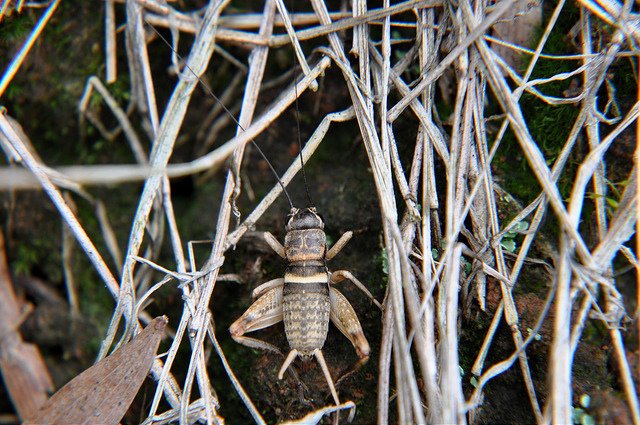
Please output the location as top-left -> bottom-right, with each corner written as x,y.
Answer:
24,316 -> 168,425
0,340 -> 53,419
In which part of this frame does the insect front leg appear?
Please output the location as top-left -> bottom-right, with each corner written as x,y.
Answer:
328,287 -> 370,359
326,231 -> 353,261
229,283 -> 284,354
262,232 -> 285,258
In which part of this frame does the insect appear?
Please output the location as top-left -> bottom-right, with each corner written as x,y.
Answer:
229,203 -> 378,405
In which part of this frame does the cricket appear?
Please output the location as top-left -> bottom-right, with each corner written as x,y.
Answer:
229,203 -> 379,406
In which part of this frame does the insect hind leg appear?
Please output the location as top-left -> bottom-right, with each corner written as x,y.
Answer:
277,348 -> 341,408
230,284 -> 307,387
335,356 -> 369,388
328,287 -> 371,359
229,285 -> 283,353
313,349 -> 340,407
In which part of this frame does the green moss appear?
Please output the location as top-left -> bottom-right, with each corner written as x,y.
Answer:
75,256 -> 115,330
11,245 -> 35,276
0,9 -> 36,45
493,5 -> 582,206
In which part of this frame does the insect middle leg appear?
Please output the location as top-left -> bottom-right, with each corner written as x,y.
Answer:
326,231 -> 382,309
251,277 -> 284,300
330,270 -> 382,309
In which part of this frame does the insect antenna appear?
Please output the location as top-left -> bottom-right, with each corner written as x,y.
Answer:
289,0 -> 315,209
145,22 -> 295,211
292,66 -> 314,209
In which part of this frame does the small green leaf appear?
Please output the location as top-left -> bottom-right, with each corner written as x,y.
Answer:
381,250 -> 389,275
527,327 -> 542,341
500,239 -> 516,252
580,394 -> 591,408
460,257 -> 472,275
470,376 -> 479,388
581,414 -> 595,425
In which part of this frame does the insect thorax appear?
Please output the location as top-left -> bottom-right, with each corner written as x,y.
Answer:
284,207 -> 327,262
284,228 -> 326,261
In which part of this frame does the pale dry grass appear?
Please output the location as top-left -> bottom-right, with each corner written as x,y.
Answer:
0,0 -> 639,423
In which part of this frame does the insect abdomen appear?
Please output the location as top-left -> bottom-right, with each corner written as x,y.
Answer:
283,262 -> 330,355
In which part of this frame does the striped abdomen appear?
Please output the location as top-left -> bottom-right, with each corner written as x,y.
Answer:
283,261 -> 330,356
